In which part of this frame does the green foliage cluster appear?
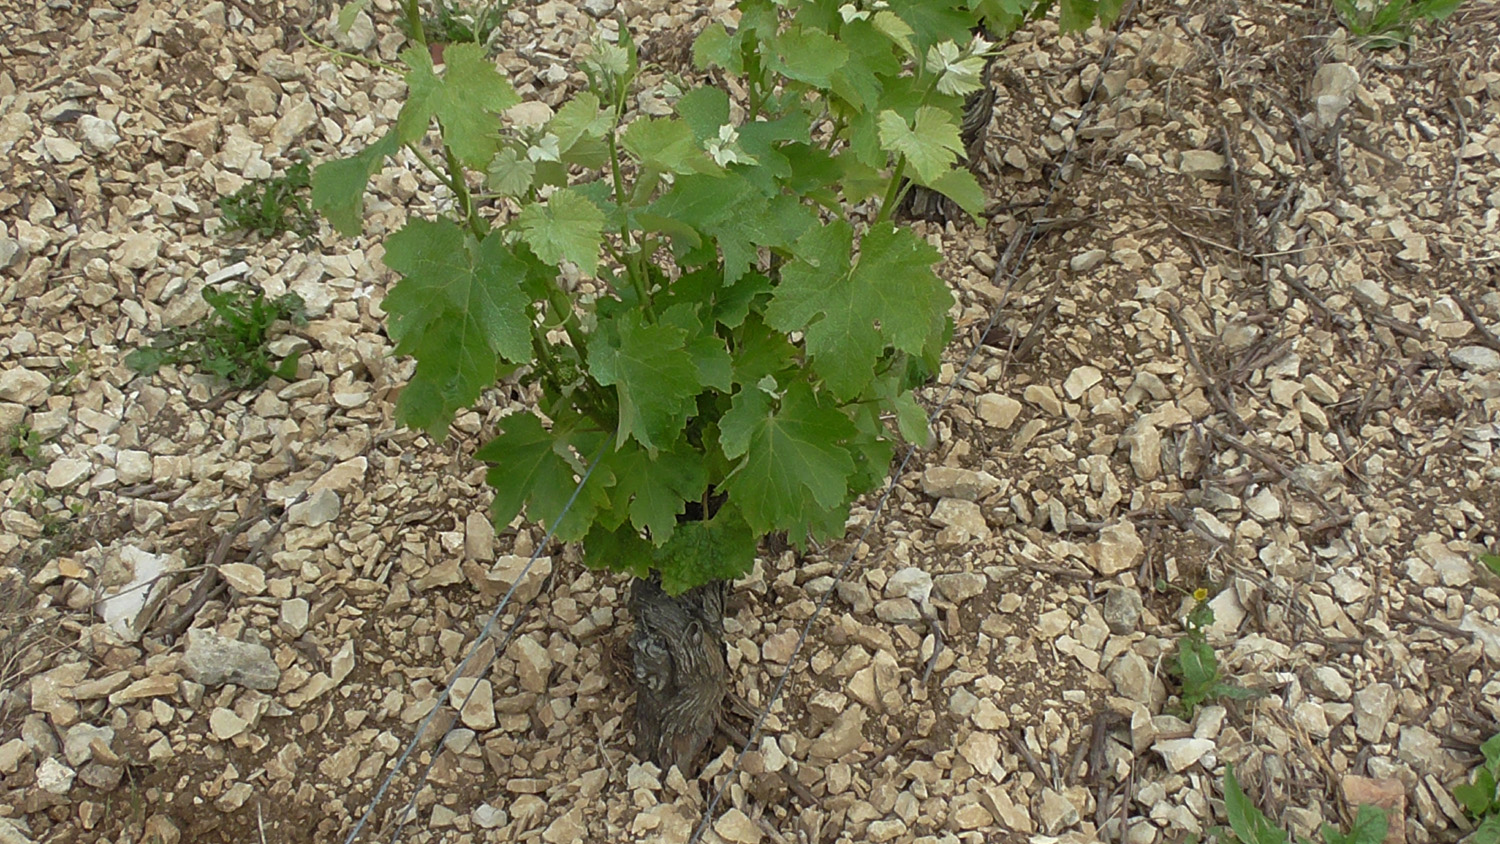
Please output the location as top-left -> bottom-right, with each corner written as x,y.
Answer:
126,287 -> 307,390
313,0 -> 1121,593
1454,734 -> 1500,844
1,426 -> 45,480
1209,765 -> 1389,844
1173,595 -> 1262,718
344,0 -> 509,53
1333,0 -> 1463,45
217,154 -> 315,238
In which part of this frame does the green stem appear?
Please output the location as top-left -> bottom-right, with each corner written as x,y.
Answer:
402,0 -> 426,46
442,147 -> 485,238
877,156 -> 908,223
298,29 -> 403,73
606,129 -> 654,317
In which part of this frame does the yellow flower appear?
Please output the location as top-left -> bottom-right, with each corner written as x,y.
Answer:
1193,587 -> 1209,602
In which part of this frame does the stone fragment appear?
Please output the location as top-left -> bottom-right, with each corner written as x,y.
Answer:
79,114 -> 121,153
761,629 -> 799,663
63,724 -> 114,766
1071,249 -> 1108,272
808,705 -> 866,760
1310,63 -> 1360,129
1103,587 -> 1143,634
950,801 -> 994,830
976,394 -> 1022,429
921,466 -> 1000,501
210,707 -> 248,740
37,757 -> 75,794
1353,683 -> 1397,742
279,598 -> 309,637
288,489 -> 341,527
1091,521 -> 1144,576
115,450 -> 152,484
511,637 -> 552,693
1452,345 -> 1500,373
542,808 -> 586,843
1179,150 -> 1225,178
465,510 -> 495,561
929,499 -> 990,542
1245,488 -> 1282,521
0,738 -> 29,774
885,567 -> 933,603
182,628 -> 281,690
271,99 -> 317,151
1308,666 -> 1352,701
466,555 -> 552,603
1154,737 -> 1214,772
218,563 -> 266,595
959,730 -> 999,775
31,662 -> 87,725
453,678 -> 495,730
1127,420 -> 1161,480
117,233 -> 161,270
44,457 -> 90,488
934,572 -> 987,603
1109,652 -> 1154,703
0,368 -> 49,406
713,808 -> 762,844
1063,365 -> 1103,400
1023,384 -> 1063,416
1193,508 -> 1233,543
109,674 -> 179,704
1037,788 -> 1079,834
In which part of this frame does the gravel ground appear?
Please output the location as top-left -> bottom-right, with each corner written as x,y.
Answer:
2,0 -> 1499,842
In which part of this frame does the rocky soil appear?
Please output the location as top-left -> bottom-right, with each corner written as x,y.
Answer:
1,0 -> 1499,842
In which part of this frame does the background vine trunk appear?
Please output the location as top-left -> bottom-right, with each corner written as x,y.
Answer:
629,576 -> 729,773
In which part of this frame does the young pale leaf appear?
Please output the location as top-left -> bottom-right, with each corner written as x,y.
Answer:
311,130 -> 398,237
877,106 -> 965,184
764,221 -> 951,400
517,187 -> 606,275
548,91 -> 610,153
587,311 -> 701,451
925,40 -> 989,96
398,44 -> 520,168
719,383 -> 857,536
872,10 -> 918,56
621,117 -> 707,175
769,27 -> 850,87
485,147 -> 535,197
890,388 -> 931,447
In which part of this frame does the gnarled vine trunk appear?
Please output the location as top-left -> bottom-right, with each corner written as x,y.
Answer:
629,575 -> 729,773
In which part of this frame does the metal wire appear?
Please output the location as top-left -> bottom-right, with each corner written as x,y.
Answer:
686,5 -> 1143,839
343,441 -> 609,844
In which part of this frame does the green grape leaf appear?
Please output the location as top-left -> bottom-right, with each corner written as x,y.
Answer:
769,27 -> 849,87
764,221 -> 951,400
582,522 -> 654,578
548,91 -> 610,153
921,166 -> 987,220
382,219 -> 533,363
1453,770 -> 1496,816
675,86 -> 732,142
719,383 -> 857,535
587,311 -> 702,451
654,509 -> 757,594
607,443 -> 708,544
311,130 -> 398,237
398,44 -> 519,168
395,311 -> 497,433
476,414 -> 608,541
380,220 -> 535,433
648,173 -> 815,284
1059,0 -> 1100,30
887,0 -> 972,51
485,147 -> 535,197
1471,816 -> 1500,844
691,22 -> 739,72
878,106 -> 965,184
890,388 -> 930,447
622,117 -> 708,175
517,187 -> 606,275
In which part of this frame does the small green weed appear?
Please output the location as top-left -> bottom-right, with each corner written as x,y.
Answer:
126,287 -> 307,390
1173,592 -> 1263,718
1333,0 -> 1464,46
217,154 -> 314,238
1480,548 -> 1500,578
1,426 -> 45,479
378,0 -> 509,51
1206,765 -> 1389,844
1454,733 -> 1500,844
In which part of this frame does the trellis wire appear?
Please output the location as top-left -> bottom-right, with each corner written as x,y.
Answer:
686,5 -> 1143,840
343,442 -> 609,844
